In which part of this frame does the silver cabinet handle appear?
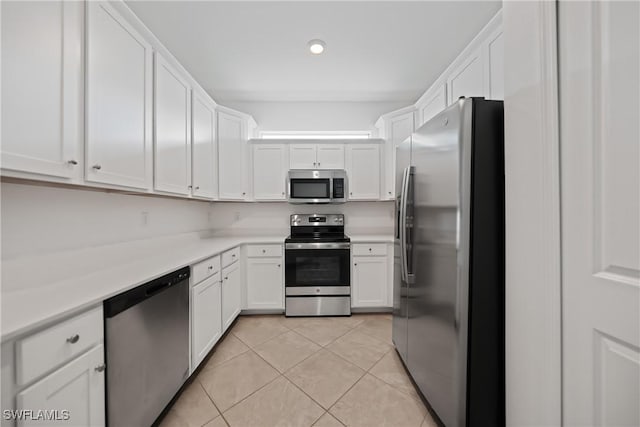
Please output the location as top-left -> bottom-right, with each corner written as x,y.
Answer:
232,254 -> 236,258
224,276 -> 228,280
208,265 -> 213,270
242,192 -> 246,196
92,165 -> 101,170
94,364 -> 106,373
188,185 -> 193,189
369,248 -> 372,251
318,162 -> 321,167
195,186 -> 200,190
354,263 -> 357,266
281,192 -> 285,195
66,334 -> 80,344
262,249 -> 266,253
67,160 -> 78,165
277,264 -> 281,267
313,162 -> 316,167
350,192 -> 353,195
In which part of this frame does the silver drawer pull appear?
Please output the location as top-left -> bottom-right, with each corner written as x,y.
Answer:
277,264 -> 281,268
66,334 -> 80,344
262,249 -> 266,253
92,164 -> 102,170
232,254 -> 236,258
208,266 -> 213,270
94,364 -> 106,373
67,160 -> 78,165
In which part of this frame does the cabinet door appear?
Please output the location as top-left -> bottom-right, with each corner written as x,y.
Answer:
86,1 -> 152,190
316,144 -> 345,169
246,258 -> 283,310
16,345 -> 105,427
191,91 -> 217,199
418,84 -> 447,127
253,145 -> 287,200
447,48 -> 485,104
352,256 -> 388,307
1,1 -> 82,179
486,30 -> 504,100
385,112 -> 414,199
289,145 -> 316,169
346,144 -> 381,200
154,54 -> 191,195
192,277 -> 222,369
218,111 -> 246,200
222,262 -> 241,331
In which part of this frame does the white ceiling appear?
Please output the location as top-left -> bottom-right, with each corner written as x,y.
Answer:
126,1 -> 502,103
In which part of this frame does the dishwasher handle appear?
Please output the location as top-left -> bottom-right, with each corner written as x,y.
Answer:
104,266 -> 190,318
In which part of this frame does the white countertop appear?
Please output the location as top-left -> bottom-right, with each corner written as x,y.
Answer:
1,230 -> 392,342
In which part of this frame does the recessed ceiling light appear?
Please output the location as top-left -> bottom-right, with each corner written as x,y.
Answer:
308,39 -> 326,55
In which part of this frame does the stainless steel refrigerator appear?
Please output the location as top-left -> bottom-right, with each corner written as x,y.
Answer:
392,97 -> 504,427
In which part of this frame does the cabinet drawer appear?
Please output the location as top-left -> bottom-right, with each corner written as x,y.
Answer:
192,255 -> 221,285
246,244 -> 283,258
16,306 -> 103,386
222,247 -> 240,267
352,243 -> 388,256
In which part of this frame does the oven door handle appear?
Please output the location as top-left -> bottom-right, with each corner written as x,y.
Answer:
285,242 -> 351,250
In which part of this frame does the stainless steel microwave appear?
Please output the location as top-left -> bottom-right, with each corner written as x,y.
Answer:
287,170 -> 347,204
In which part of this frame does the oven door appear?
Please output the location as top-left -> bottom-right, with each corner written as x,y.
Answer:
285,243 -> 350,295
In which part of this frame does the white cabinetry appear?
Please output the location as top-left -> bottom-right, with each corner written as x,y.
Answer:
191,90 -> 218,199
191,274 -> 222,369
485,28 -> 504,100
252,145 -> 287,200
218,110 -> 247,200
417,84 -> 447,127
16,345 -> 105,427
289,144 -> 344,169
352,244 -> 389,308
86,1 -> 152,190
245,245 -> 284,310
1,1 -> 83,181
447,48 -> 485,104
346,144 -> 381,200
376,109 -> 415,200
221,259 -> 241,331
154,54 -> 191,195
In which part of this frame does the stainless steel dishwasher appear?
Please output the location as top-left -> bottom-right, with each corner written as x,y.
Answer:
104,266 -> 190,427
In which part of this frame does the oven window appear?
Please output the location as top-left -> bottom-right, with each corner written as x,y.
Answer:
285,249 -> 350,286
290,179 -> 330,199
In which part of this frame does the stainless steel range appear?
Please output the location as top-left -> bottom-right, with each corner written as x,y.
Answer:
285,214 -> 351,316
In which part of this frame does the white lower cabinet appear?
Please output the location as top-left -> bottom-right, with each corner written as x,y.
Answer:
221,261 -> 242,331
246,257 -> 283,310
352,244 -> 389,308
16,345 -> 105,427
191,275 -> 222,369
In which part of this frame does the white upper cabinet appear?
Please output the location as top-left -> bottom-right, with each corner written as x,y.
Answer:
417,84 -> 447,127
316,144 -> 345,169
289,144 -> 345,170
218,110 -> 247,200
252,144 -> 287,200
191,90 -> 218,199
289,145 -> 317,169
86,1 -> 152,190
447,48 -> 485,104
1,1 -> 83,180
154,54 -> 191,195
485,28 -> 504,100
379,110 -> 414,199
346,144 -> 381,200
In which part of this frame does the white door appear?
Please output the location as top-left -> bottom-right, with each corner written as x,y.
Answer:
346,144 -> 381,200
559,2 -> 640,425
352,256 -> 388,308
252,145 -> 287,200
85,1 -> 152,190
154,54 -> 191,195
316,144 -> 344,169
16,345 -> 105,427
1,1 -> 83,180
191,91 -> 217,199
217,111 -> 246,200
418,84 -> 447,127
192,276 -> 222,369
289,144 -> 316,169
246,258 -> 283,310
447,48 -> 485,104
385,112 -> 415,199
222,262 -> 241,331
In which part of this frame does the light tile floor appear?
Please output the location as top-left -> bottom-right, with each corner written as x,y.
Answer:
160,314 -> 438,427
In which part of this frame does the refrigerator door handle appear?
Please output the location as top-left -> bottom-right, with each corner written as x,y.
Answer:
400,166 -> 411,283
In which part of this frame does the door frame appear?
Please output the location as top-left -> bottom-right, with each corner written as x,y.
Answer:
503,1 -> 562,425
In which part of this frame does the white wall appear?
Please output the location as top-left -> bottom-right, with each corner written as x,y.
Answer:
222,101 -> 409,133
1,182 -> 212,260
209,201 -> 394,236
